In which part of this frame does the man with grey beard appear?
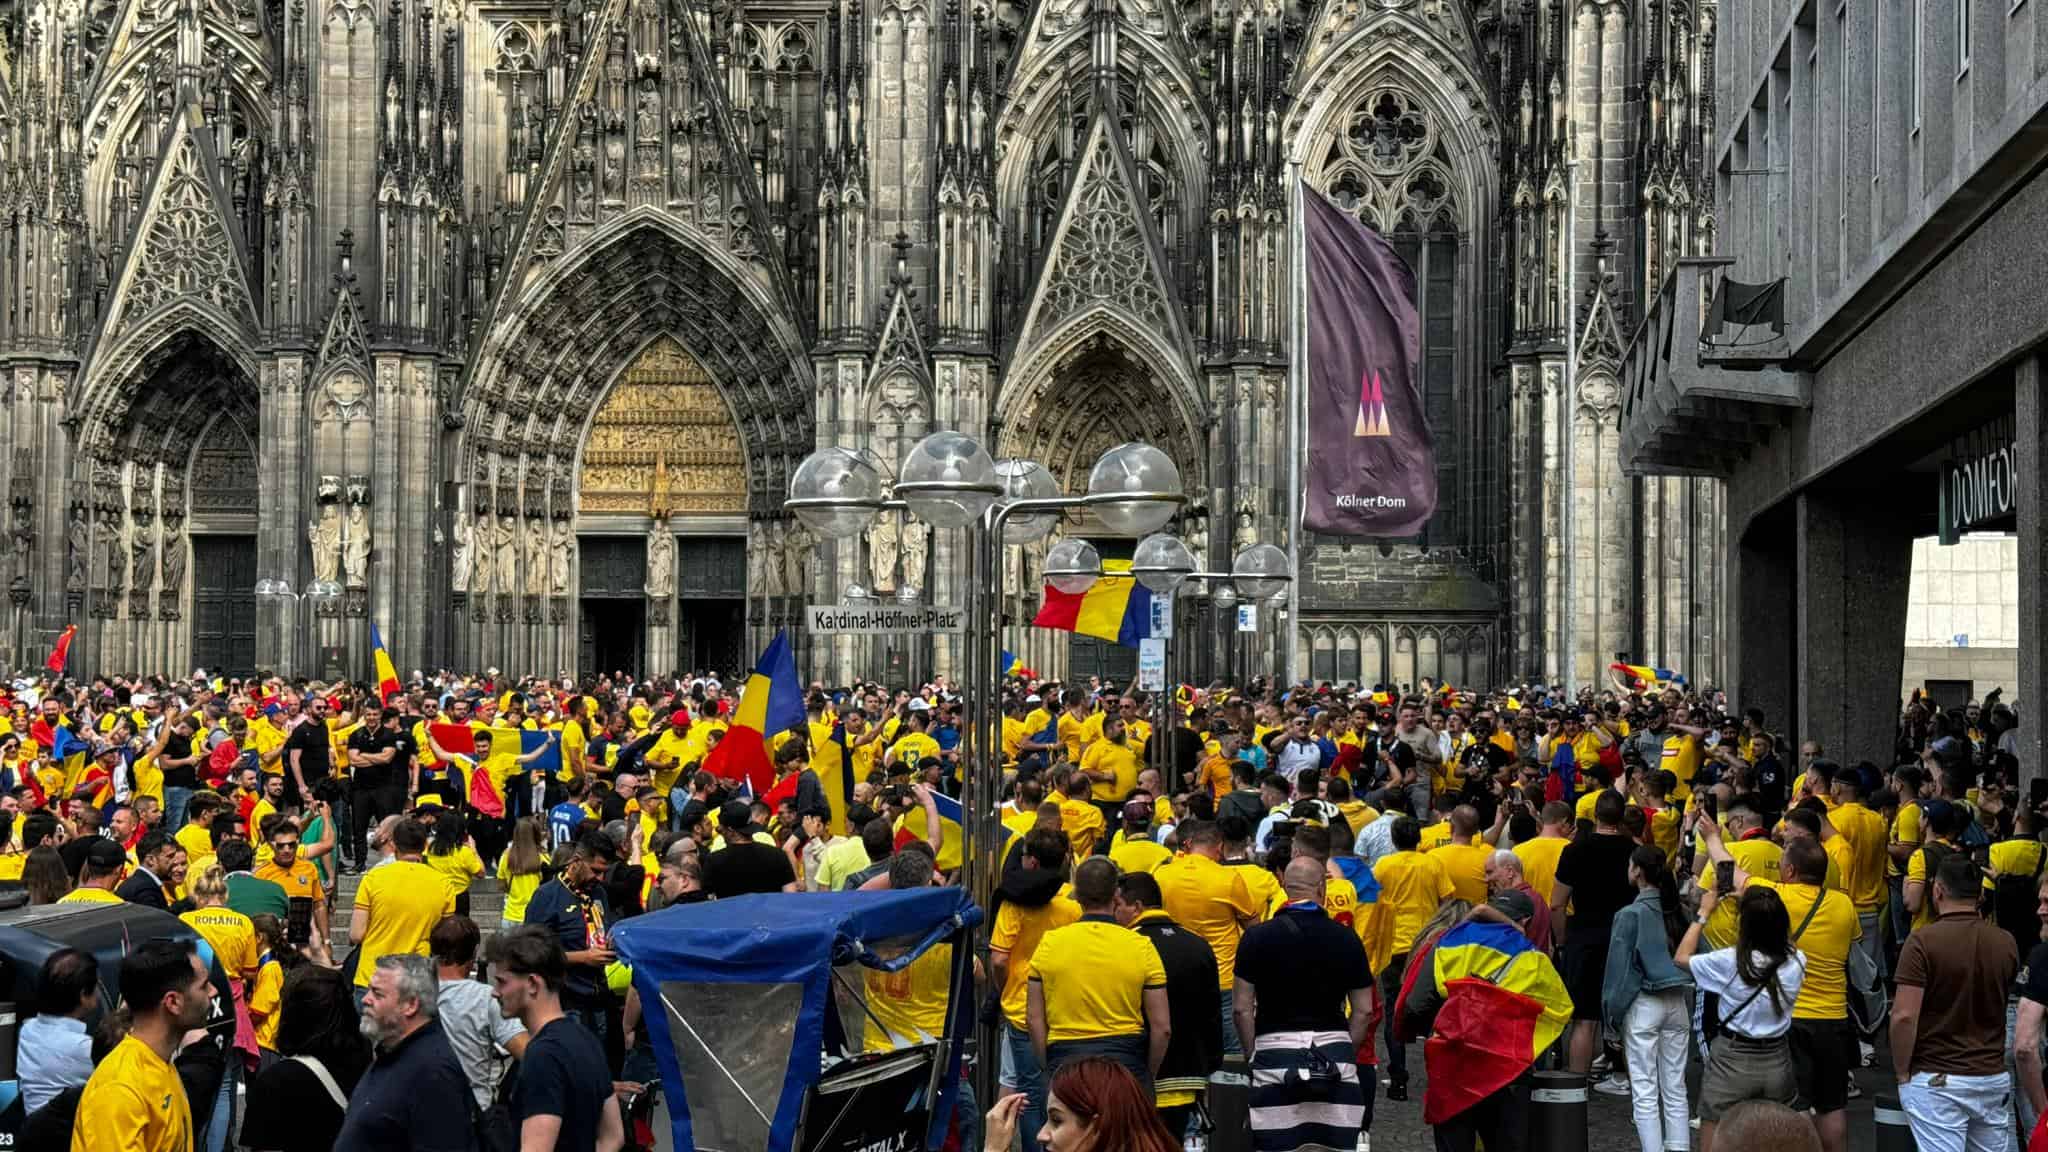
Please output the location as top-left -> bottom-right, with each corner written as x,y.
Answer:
335,954 -> 479,1152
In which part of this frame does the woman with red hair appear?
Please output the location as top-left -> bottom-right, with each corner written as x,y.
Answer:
984,1057 -> 1179,1152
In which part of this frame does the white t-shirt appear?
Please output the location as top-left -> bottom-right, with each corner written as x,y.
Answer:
1688,947 -> 1806,1039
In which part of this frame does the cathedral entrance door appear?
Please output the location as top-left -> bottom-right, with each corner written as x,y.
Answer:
191,535 -> 257,674
678,600 -> 744,678
581,599 -> 646,680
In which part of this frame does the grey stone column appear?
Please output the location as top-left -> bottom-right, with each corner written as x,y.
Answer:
371,356 -> 401,656
1734,515 -> 1795,728
1795,490 -> 1913,768
2015,353 -> 2046,789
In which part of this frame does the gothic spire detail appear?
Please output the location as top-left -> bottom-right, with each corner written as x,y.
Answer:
89,96 -> 260,355
1006,108 -> 1196,371
316,228 -> 371,372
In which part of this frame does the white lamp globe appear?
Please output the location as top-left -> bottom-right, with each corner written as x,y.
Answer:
897,431 -> 999,529
1232,542 -> 1290,600
1131,532 -> 1196,595
787,447 -> 884,539
1043,538 -> 1102,595
1087,443 -> 1181,535
995,459 -> 1060,543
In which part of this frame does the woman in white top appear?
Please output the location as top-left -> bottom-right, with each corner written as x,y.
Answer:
1674,882 -> 1807,1152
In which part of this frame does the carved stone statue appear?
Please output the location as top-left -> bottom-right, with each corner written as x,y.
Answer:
645,528 -> 675,598
867,512 -> 901,593
310,504 -> 343,585
761,520 -> 786,598
1186,513 -> 1210,570
782,522 -> 813,599
747,522 -> 766,595
99,510 -> 123,590
524,518 -> 548,596
343,505 -> 372,588
159,519 -> 186,598
471,511 -> 495,594
899,519 -> 929,593
450,513 -> 472,593
129,521 -> 155,591
9,502 -> 32,590
494,514 -> 519,595
65,506 -> 88,591
549,520 -> 573,594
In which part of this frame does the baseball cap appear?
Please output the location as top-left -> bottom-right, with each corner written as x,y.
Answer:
907,699 -> 931,713
1025,694 -> 1042,704
718,800 -> 754,829
84,838 -> 125,871
1488,889 -> 1537,923
669,710 -> 692,729
1121,799 -> 1153,827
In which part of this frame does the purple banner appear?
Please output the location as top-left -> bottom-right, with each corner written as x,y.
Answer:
1301,184 -> 1435,537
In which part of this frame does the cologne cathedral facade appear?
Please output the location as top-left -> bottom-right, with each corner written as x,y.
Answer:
0,0 -> 1725,689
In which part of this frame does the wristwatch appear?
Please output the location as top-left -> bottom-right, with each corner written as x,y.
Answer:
1695,912 -> 1710,925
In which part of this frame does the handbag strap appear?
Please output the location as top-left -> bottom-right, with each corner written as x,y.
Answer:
291,1055 -> 349,1113
1789,889 -> 1824,943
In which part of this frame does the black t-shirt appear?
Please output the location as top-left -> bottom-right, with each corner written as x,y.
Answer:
159,732 -> 200,790
283,721 -> 333,783
240,1056 -> 359,1152
1555,830 -> 1639,941
512,1017 -> 612,1152
1235,906 -> 1372,1033
2021,940 -> 2048,1005
346,728 -> 397,790
702,841 -> 796,899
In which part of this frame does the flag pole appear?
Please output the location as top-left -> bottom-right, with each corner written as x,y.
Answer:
1284,162 -> 1305,685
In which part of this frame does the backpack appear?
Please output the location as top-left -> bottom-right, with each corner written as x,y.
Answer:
1993,841 -> 2047,959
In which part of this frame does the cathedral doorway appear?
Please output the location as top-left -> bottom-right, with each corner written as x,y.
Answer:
999,338 -> 1199,501
581,599 -> 646,679
578,535 -> 647,678
190,535 -> 257,673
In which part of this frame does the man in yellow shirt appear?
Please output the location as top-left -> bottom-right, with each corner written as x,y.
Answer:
1903,800 -> 1971,934
1080,715 -> 1142,816
1426,805 -> 1494,904
1369,815 -> 1453,1100
1692,797 -> 1783,949
59,839 -> 128,904
1512,801 -> 1574,905
1825,764 -> 1892,976
1155,821 -> 1259,1056
884,710 -> 944,776
73,937 -> 212,1152
989,827 -> 1081,1136
1108,801 -> 1172,876
1056,690 -> 1094,765
347,819 -> 457,988
1027,858 -> 1171,1088
1053,767 -> 1106,860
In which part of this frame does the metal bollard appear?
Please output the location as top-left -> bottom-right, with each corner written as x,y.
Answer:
1528,1070 -> 1589,1152
1873,1095 -> 1917,1152
1206,1055 -> 1252,1152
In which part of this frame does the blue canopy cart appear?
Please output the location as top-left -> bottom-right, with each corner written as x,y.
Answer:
612,888 -> 982,1152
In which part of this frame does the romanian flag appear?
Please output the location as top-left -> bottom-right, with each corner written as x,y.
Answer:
1338,855 -> 1393,974
762,720 -> 855,834
427,723 -> 536,819
370,623 -> 400,704
1031,559 -> 1153,647
892,786 -> 966,872
1611,662 -> 1687,689
999,650 -> 1035,678
45,625 -> 75,676
1402,919 -> 1572,1125
702,630 -> 805,798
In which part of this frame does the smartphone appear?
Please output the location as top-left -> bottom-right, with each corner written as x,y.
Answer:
1714,859 -> 1735,896
1701,790 -> 1718,821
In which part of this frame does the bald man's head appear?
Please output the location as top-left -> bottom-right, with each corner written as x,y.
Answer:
1450,805 -> 1480,839
1281,856 -> 1326,901
1714,1101 -> 1820,1152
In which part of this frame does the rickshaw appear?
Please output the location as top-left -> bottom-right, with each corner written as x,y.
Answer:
613,886 -> 981,1152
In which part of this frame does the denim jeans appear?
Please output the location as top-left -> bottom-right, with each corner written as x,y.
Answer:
1220,986 -> 1242,1057
202,1054 -> 237,1152
1381,953 -> 1411,1084
166,787 -> 193,836
669,786 -> 692,832
1004,1022 -> 1047,1150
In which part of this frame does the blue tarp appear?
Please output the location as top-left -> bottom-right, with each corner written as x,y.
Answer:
613,888 -> 982,1152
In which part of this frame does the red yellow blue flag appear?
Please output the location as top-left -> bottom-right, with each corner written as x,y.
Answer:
703,630 -> 805,797
370,623 -> 400,704
1031,560 -> 1153,647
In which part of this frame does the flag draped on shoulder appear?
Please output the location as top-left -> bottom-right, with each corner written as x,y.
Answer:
1399,919 -> 1572,1125
1031,560 -> 1152,647
1611,662 -> 1687,689
1300,183 -> 1434,537
704,630 -> 805,798
370,623 -> 400,703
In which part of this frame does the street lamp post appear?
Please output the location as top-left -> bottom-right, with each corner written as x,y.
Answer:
254,578 -> 339,677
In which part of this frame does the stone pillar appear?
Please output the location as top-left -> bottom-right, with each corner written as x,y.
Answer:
261,356 -> 309,675
1794,490 -> 1913,767
2015,353 -> 2046,788
1734,514 -> 1795,727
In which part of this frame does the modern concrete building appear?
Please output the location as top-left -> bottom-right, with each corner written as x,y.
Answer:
1623,0 -> 2046,778
0,0 -> 1724,688
1902,535 -> 2019,704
